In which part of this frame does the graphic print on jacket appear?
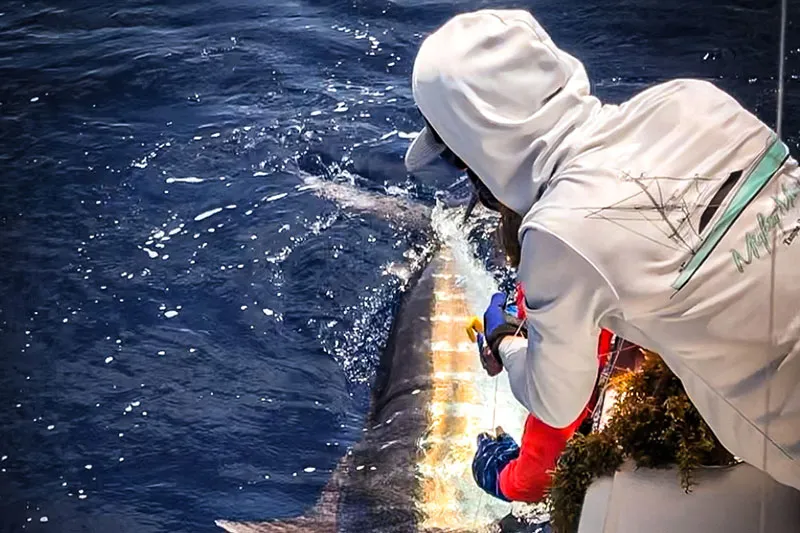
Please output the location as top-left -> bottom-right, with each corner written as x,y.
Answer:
580,134 -> 791,292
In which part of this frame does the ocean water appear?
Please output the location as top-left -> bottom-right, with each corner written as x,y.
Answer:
0,0 -> 798,532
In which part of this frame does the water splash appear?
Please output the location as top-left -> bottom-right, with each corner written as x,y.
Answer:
424,202 -> 534,527
430,203 -> 500,317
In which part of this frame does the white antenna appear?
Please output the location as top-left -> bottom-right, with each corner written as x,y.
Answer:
776,0 -> 788,139
760,1 -> 787,532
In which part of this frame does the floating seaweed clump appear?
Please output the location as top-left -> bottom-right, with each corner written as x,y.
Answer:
547,352 -> 737,533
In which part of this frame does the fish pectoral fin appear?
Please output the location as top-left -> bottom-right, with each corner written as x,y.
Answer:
215,516 -> 335,533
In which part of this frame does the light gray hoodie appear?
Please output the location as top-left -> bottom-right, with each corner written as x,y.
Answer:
413,9 -> 800,491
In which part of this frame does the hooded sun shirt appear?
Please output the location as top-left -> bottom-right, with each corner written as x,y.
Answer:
413,10 -> 599,215
413,9 -> 800,492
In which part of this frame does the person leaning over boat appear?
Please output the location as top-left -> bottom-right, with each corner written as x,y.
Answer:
403,9 -> 800,493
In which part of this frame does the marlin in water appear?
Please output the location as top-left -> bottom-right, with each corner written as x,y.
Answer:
215,177 -> 545,533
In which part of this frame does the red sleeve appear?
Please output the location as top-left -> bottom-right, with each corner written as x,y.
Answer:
515,282 -> 527,320
498,410 -> 587,503
498,287 -> 610,503
597,328 -> 613,369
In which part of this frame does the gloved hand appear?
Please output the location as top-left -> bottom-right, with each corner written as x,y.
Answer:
476,332 -> 503,377
483,292 -> 525,368
472,426 -> 520,502
483,292 -> 508,338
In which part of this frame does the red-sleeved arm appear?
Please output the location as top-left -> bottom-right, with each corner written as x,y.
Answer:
500,277 -> 611,502
498,410 -> 587,502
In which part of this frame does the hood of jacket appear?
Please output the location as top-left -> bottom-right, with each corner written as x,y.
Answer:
412,9 -> 600,215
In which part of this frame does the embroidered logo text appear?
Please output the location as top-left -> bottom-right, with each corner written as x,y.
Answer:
731,181 -> 800,273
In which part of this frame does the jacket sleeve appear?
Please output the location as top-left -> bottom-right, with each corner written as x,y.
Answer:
497,229 -> 617,428
498,410 -> 588,502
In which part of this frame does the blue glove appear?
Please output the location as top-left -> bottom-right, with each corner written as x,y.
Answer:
483,292 -> 524,361
483,292 -> 508,338
472,430 -> 520,501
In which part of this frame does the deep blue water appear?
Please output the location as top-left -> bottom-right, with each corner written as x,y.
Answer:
1,0 -> 799,532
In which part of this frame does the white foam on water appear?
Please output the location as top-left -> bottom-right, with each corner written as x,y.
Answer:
194,207 -> 223,221
431,204 -> 501,315
166,177 -> 204,184
266,193 -> 288,203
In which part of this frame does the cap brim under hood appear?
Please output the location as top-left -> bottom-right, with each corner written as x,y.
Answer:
412,9 -> 600,216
